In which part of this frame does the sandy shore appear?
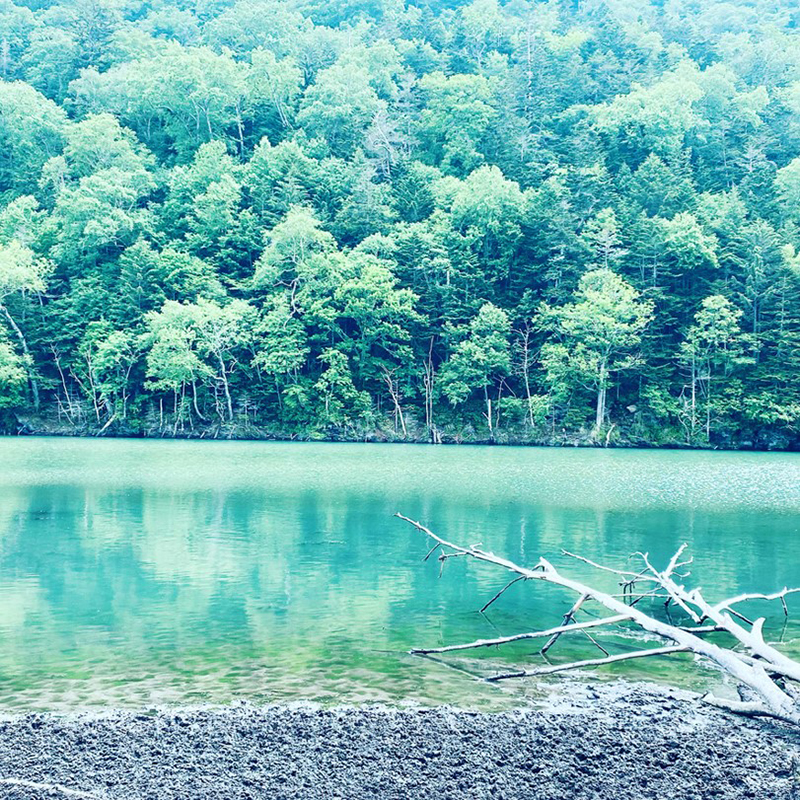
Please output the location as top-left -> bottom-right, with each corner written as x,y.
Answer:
0,683 -> 797,799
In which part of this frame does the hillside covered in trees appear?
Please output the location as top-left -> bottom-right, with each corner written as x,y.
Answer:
1,0 -> 800,447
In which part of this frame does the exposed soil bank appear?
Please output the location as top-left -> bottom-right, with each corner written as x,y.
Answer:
0,684 -> 798,799
11,412 -> 800,452
8,423 -> 800,453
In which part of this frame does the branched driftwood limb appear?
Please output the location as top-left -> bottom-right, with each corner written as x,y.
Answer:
714,587 -> 800,617
409,614 -> 632,655
396,513 -> 800,726
0,777 -> 107,798
541,594 -> 589,656
487,645 -> 690,681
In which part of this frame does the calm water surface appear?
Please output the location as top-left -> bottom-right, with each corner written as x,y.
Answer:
1,438 -> 799,711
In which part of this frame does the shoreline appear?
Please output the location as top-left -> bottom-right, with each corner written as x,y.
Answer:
1,683 -> 797,799
5,426 -> 800,454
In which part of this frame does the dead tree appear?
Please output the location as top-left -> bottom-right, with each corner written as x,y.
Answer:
396,513 -> 800,726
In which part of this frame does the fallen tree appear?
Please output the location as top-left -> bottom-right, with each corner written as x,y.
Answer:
396,513 -> 800,725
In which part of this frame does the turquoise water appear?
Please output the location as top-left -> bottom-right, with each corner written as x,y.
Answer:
0,438 -> 799,711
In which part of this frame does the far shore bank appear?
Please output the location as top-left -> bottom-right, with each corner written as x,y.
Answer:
0,683 -> 797,800
6,417 -> 800,453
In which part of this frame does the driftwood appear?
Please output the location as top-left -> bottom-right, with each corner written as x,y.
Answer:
396,513 -> 800,726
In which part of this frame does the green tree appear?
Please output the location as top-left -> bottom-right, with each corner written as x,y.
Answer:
77,321 -> 141,424
144,298 -> 254,426
0,80 -> 68,192
297,62 -> 384,157
71,44 -> 248,159
0,328 -> 27,412
417,72 -> 496,175
541,269 -> 653,437
251,293 -> 309,397
314,348 -> 371,428
253,204 -> 337,289
191,298 -> 255,421
775,156 -> 800,220
144,301 -> 212,431
249,48 -> 303,130
679,294 -> 744,441
440,302 -> 511,438
0,240 -> 49,409
450,165 -> 526,288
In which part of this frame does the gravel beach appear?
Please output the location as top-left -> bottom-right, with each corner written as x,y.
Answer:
0,683 -> 797,800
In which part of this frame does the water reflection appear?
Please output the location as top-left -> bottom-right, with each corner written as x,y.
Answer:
0,438 -> 799,711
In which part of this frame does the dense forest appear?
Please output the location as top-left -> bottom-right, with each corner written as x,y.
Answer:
1,0 -> 800,446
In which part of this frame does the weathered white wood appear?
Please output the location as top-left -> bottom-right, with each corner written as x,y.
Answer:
0,778 -> 107,799
409,614 -> 632,655
486,645 -> 689,681
396,513 -> 800,725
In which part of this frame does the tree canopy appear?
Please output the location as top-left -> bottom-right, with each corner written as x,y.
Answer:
0,0 -> 799,447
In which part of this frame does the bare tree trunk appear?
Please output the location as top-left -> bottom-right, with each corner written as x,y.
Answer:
218,355 -> 234,421
192,381 -> 206,421
690,356 -> 697,439
382,367 -> 407,438
396,514 -> 800,726
424,338 -> 436,443
235,101 -> 246,157
484,387 -> 493,440
520,326 -> 535,428
173,388 -> 181,435
595,384 -> 605,437
50,346 -> 75,424
84,354 -> 101,424
2,305 -> 39,410
96,414 -> 117,437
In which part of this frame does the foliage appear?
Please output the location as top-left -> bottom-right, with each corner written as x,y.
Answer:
0,0 -> 798,446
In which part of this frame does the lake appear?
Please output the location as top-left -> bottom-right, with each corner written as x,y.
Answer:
0,438 -> 799,711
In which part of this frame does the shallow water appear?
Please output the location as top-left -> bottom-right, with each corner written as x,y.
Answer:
0,438 -> 798,711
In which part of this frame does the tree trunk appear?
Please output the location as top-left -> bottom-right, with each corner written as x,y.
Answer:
235,101 -> 246,158
218,355 -> 234,421
520,326 -> 534,428
192,381 -> 206,421
690,357 -> 697,440
397,514 -> 800,726
2,305 -> 39,411
484,386 -> 493,440
594,367 -> 606,438
382,368 -> 407,438
424,338 -> 436,443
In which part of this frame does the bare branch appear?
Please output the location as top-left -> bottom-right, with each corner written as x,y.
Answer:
480,576 -> 526,614
637,549 -> 704,624
561,550 -> 659,582
580,628 -> 610,656
700,694 -> 800,726
664,543 -> 691,579
486,645 -> 689,682
541,594 -> 588,656
423,542 -> 441,562
735,652 -> 800,682
714,587 -> 800,616
409,614 -> 632,655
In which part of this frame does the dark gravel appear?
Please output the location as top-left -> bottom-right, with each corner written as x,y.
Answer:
0,683 -> 797,800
